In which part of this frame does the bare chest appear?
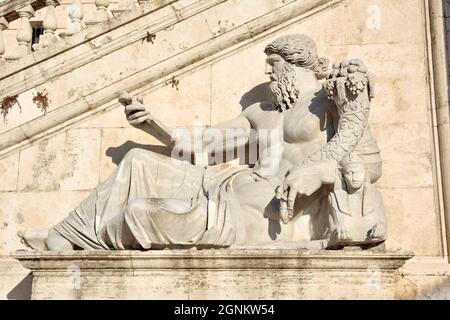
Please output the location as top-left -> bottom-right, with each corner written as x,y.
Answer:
247,101 -> 328,144
282,102 -> 326,143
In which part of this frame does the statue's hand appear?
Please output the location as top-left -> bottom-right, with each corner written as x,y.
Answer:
124,96 -> 153,128
276,160 -> 337,218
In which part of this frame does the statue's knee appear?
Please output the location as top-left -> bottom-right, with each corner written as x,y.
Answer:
122,148 -> 162,165
123,148 -> 145,161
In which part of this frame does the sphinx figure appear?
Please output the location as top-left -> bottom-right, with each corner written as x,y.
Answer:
327,154 -> 387,248
18,34 -> 387,251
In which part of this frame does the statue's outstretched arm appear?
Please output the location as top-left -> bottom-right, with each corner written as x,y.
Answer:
204,115 -> 253,153
168,114 -> 252,166
174,115 -> 252,156
119,91 -> 252,155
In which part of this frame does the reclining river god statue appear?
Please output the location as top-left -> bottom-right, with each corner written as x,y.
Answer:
18,34 -> 387,251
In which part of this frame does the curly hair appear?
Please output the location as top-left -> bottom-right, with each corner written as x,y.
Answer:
264,34 -> 329,79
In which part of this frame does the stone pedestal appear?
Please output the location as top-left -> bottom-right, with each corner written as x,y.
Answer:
12,249 -> 413,300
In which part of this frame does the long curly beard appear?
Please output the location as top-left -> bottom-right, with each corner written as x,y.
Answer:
269,63 -> 300,112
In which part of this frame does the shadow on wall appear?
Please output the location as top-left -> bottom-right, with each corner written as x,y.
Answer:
7,273 -> 33,300
105,141 -> 172,165
239,82 -> 271,110
396,275 -> 450,300
416,279 -> 450,299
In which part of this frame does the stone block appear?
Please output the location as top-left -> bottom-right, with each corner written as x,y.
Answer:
381,188 -> 442,257
17,128 -> 101,192
0,152 -> 19,191
372,122 -> 434,189
0,256 -> 31,300
294,0 -> 425,46
12,249 -> 413,300
211,44 -> 270,125
0,88 -> 43,135
396,258 -> 450,299
0,191 -> 91,253
77,105 -> 130,128
141,67 -> 212,127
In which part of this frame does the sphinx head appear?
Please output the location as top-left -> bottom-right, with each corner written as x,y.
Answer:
342,160 -> 367,190
264,34 -> 329,112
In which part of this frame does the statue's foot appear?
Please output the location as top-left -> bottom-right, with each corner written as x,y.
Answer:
327,223 -> 386,250
46,228 -> 74,250
334,226 -> 352,243
18,229 -> 74,251
366,223 -> 386,243
326,226 -> 353,249
18,229 -> 49,251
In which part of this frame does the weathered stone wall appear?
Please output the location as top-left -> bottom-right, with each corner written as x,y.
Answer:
0,0 -> 449,299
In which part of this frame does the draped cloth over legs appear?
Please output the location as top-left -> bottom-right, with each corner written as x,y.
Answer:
53,149 -> 247,250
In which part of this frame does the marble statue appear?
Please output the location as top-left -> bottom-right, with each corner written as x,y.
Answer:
18,34 -> 387,251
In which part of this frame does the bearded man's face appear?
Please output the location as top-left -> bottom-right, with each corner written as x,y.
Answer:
265,54 -> 300,112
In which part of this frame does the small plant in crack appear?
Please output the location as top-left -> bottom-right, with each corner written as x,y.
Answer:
165,76 -> 180,90
33,89 -> 50,114
0,94 -> 19,123
143,31 -> 156,44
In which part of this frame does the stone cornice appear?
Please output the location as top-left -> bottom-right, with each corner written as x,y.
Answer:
13,249 -> 413,271
0,0 -> 343,155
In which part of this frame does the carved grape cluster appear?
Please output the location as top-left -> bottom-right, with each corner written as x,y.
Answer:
324,59 -> 371,101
